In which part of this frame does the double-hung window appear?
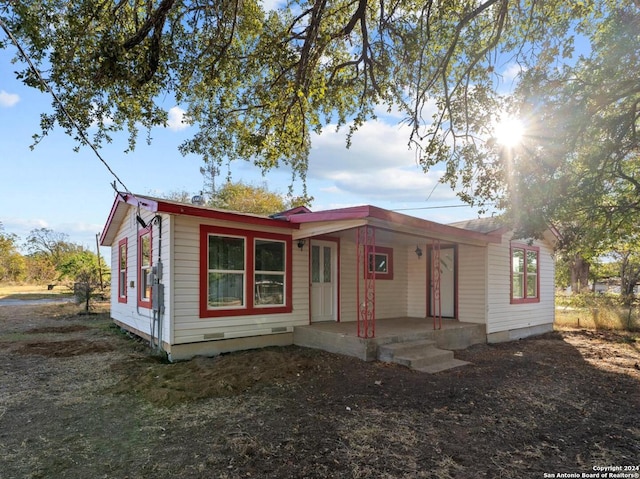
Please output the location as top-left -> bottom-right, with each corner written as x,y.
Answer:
118,238 -> 127,303
207,235 -> 246,308
200,225 -> 292,317
138,226 -> 152,308
511,243 -> 539,303
254,239 -> 286,306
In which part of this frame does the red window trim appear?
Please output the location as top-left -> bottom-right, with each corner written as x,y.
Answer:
118,237 -> 128,304
510,243 -> 540,304
137,226 -> 152,309
364,245 -> 394,280
199,225 -> 293,318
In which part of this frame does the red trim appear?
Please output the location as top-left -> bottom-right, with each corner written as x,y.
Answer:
336,239 -> 341,323
100,196 -> 124,245
118,238 -> 127,304
426,244 -> 458,319
364,245 -> 394,280
274,205 -> 312,218
101,192 -> 298,246
137,226 -> 152,309
307,241 -> 312,325
510,243 -> 540,304
159,201 -> 297,230
286,205 -> 502,243
199,225 -> 293,318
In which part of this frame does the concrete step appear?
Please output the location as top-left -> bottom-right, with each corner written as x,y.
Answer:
377,338 -> 470,373
395,348 -> 454,369
377,339 -> 436,362
414,358 -> 471,374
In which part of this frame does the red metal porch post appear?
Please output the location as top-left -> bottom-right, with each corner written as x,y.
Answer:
356,225 -> 376,338
432,238 -> 442,330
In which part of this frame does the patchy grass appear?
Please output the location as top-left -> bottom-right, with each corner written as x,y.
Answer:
555,293 -> 640,331
555,305 -> 640,331
0,283 -> 72,299
1,303 -> 639,479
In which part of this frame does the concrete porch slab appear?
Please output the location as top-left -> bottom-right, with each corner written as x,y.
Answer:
293,317 -> 486,361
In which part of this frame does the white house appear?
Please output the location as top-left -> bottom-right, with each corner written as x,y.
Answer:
100,193 -> 557,369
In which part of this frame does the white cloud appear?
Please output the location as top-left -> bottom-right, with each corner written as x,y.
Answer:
260,0 -> 286,11
1,217 -> 105,249
3,217 -> 49,232
166,106 -> 189,131
0,90 -> 20,107
500,62 -> 527,87
329,167 -> 454,202
309,120 -> 419,175
307,119 -> 456,203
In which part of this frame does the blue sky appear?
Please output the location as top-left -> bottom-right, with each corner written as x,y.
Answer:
0,43 -> 507,255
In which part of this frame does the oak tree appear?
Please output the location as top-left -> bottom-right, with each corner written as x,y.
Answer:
1,0 -> 637,255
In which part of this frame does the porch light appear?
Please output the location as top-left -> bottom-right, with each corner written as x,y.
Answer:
297,239 -> 306,251
415,245 -> 423,258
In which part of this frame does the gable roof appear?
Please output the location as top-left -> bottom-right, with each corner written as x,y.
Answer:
100,193 -> 504,247
100,192 -> 297,246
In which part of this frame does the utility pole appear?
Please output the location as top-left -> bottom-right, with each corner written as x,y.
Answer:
95,233 -> 104,291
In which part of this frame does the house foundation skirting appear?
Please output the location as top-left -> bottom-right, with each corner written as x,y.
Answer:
486,323 -> 553,343
165,333 -> 294,362
113,318 -> 294,362
113,319 -> 171,352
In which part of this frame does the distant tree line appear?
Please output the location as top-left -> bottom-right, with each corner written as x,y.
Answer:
0,222 -> 108,287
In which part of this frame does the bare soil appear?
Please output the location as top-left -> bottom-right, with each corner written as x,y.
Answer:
0,302 -> 639,479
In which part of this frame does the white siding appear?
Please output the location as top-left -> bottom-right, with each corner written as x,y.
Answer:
457,244 -> 487,324
109,208 -> 171,344
171,215 -> 308,344
486,234 -> 555,334
407,245 -> 427,317
338,239 -> 410,322
339,237 -> 357,322
375,246 -> 408,319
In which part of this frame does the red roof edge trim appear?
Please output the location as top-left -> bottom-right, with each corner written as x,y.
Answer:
287,204 -> 504,243
99,193 -> 129,245
287,205 -> 372,223
271,205 -> 313,219
155,201 -> 298,230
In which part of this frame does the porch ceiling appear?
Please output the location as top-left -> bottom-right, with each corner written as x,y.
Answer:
292,219 -> 367,240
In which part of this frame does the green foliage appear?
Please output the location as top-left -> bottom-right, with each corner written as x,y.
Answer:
59,250 -> 108,312
0,1 -> 615,200
24,252 -> 57,284
26,228 -> 82,270
209,181 -> 293,216
0,224 -> 25,282
503,4 -> 640,255
58,249 -> 103,281
2,1 -> 637,260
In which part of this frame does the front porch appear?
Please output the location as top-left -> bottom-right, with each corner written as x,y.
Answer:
293,317 -> 486,362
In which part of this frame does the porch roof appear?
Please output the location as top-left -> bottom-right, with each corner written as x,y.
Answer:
284,205 -> 504,245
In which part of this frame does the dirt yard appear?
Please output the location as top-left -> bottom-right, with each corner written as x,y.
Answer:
0,302 -> 639,479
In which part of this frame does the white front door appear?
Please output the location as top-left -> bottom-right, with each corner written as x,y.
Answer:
311,240 -> 337,322
430,247 -> 456,318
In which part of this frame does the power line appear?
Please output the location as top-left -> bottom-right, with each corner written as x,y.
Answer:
0,18 -> 133,196
391,204 -> 475,212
